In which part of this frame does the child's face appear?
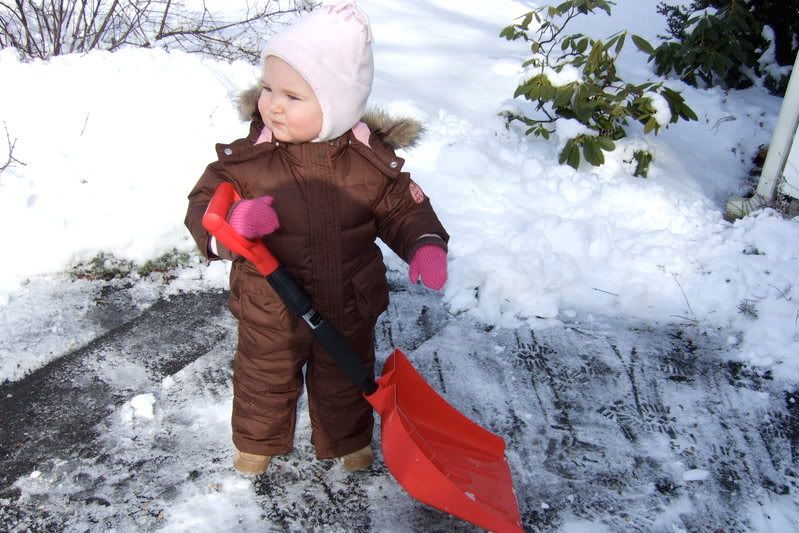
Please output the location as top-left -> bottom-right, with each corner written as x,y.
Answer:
258,56 -> 323,143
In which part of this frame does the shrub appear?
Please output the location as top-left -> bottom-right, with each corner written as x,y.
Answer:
651,0 -> 797,94
0,1 -> 316,63
500,0 -> 697,170
70,249 -> 192,280
138,248 -> 191,277
70,252 -> 135,281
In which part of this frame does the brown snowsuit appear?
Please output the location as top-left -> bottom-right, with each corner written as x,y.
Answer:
184,93 -> 449,459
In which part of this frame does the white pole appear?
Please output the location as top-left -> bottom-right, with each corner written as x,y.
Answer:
757,51 -> 799,200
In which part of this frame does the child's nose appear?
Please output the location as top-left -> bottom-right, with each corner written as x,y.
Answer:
270,99 -> 285,114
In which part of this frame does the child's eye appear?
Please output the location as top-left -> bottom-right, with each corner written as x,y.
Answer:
288,95 -> 300,101
262,86 -> 272,92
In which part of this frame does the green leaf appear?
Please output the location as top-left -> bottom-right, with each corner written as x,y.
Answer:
615,33 -> 626,54
576,37 -> 589,54
553,83 -> 574,107
583,137 -> 605,166
558,142 -> 571,165
631,34 -> 655,55
521,13 -> 533,29
573,96 -> 591,123
559,140 -> 581,169
644,117 -> 658,134
514,83 -> 530,98
586,42 -> 603,74
596,137 -> 616,151
556,1 -> 573,15
681,104 -> 698,122
603,36 -> 619,53
567,143 -> 581,169
540,79 -> 557,101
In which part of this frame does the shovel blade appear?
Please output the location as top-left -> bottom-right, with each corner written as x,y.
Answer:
366,349 -> 523,533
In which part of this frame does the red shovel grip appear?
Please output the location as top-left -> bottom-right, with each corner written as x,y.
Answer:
201,182 -> 280,276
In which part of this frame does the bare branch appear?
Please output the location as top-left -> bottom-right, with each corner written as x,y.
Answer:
88,0 -> 118,50
1,0 -> 319,64
156,0 -> 169,38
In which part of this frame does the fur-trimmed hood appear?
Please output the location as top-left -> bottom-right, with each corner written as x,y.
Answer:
236,85 -> 424,150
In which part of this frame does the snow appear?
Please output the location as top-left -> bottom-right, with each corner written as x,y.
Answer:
126,393 -> 157,420
682,469 -> 710,482
747,497 -> 799,532
558,520 -> 613,533
555,118 -> 594,149
1,0 -> 799,529
646,91 -> 673,127
521,61 -> 583,88
685,7 -> 718,35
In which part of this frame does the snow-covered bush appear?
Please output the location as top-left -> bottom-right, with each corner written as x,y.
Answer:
652,0 -> 797,95
0,0 -> 316,63
500,0 -> 697,170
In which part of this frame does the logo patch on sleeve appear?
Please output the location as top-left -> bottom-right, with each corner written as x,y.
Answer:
409,181 -> 425,204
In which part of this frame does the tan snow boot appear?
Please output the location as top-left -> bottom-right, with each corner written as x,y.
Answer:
234,448 -> 271,475
339,445 -> 374,472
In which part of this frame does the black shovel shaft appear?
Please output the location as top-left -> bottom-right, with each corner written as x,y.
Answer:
266,266 -> 378,395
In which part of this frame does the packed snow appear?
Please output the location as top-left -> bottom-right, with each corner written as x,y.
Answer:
1,0 -> 799,529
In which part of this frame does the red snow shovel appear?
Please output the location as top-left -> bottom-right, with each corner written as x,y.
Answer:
203,182 -> 523,533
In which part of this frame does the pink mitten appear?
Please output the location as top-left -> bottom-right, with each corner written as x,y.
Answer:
408,244 -> 448,290
227,195 -> 280,239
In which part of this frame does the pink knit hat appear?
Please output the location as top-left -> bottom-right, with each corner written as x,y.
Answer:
262,1 -> 374,142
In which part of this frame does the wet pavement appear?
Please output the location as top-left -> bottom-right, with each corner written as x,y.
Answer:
1,274 -> 797,532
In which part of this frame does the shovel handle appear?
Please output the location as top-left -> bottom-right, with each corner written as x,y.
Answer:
202,182 -> 280,277
202,183 -> 378,395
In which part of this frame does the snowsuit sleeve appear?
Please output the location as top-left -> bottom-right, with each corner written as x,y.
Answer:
371,148 -> 449,263
184,162 -> 237,261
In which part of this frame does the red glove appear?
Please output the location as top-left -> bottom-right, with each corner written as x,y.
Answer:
227,195 -> 280,239
408,244 -> 447,290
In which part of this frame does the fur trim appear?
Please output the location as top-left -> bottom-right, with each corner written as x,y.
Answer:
236,84 -> 424,150
237,85 -> 262,122
361,108 -> 424,150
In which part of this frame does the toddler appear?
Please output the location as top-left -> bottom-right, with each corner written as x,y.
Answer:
184,0 -> 449,474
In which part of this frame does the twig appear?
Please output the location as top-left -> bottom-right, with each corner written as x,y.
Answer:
80,112 -> 89,136
0,121 -> 26,175
670,314 -> 699,323
711,114 -> 736,132
671,272 -> 694,316
592,288 -> 618,296
768,283 -> 791,302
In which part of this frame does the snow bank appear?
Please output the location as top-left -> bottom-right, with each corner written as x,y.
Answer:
0,46 -> 254,301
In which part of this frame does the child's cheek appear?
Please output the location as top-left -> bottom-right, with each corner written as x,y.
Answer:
257,91 -> 270,120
